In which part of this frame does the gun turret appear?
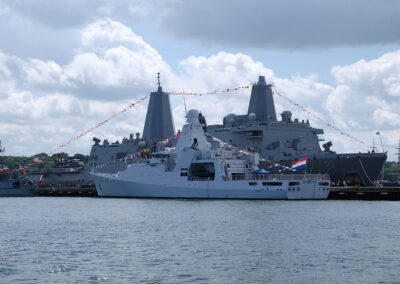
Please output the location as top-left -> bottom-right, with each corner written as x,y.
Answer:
323,141 -> 333,152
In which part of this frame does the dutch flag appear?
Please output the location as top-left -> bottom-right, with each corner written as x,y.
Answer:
291,157 -> 307,171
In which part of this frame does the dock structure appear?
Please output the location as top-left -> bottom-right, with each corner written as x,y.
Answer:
329,186 -> 400,200
37,185 -> 97,197
35,185 -> 400,199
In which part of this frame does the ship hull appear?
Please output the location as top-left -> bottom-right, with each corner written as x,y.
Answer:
0,184 -> 37,197
260,152 -> 386,186
93,175 -> 329,200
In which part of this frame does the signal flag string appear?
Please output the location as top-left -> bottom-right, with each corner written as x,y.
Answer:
272,90 -> 374,149
46,84 -> 252,157
47,95 -> 150,155
167,85 -> 251,96
2,84 -> 250,169
24,85 -> 252,166
1,82 -> 377,169
205,133 -> 295,172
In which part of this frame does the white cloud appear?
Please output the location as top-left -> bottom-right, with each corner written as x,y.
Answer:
159,0 -> 400,49
331,50 -> 400,98
373,109 -> 400,127
0,18 -> 399,161
328,50 -> 400,135
6,19 -> 173,100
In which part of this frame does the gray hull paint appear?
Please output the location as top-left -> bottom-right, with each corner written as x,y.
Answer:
0,185 -> 36,197
262,153 -> 387,186
94,175 -> 328,199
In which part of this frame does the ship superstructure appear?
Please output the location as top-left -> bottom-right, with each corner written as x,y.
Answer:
207,76 -> 387,186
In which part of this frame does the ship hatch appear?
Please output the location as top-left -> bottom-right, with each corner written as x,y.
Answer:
188,162 -> 215,181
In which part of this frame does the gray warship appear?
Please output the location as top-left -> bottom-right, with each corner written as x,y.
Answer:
206,76 -> 387,186
27,158 -> 93,188
0,141 -> 37,197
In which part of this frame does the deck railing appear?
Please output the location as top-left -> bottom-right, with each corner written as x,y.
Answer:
231,174 -> 329,181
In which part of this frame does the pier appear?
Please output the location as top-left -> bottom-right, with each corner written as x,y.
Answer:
37,185 -> 97,197
329,186 -> 400,200
34,185 -> 400,200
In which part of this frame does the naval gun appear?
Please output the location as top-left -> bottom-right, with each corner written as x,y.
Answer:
322,141 -> 333,152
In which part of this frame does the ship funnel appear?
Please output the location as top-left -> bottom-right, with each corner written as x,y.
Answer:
247,76 -> 277,122
142,74 -> 175,143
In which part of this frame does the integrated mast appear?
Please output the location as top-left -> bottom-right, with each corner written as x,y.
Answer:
142,73 -> 175,144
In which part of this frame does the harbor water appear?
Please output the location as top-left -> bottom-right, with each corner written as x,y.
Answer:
1,198 -> 400,283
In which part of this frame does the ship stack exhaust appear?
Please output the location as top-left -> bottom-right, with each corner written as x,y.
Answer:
247,76 -> 277,122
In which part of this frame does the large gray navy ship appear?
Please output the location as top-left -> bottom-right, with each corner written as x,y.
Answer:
206,76 -> 387,186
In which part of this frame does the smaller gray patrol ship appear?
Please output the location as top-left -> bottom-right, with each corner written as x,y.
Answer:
0,141 -> 37,197
93,109 -> 330,199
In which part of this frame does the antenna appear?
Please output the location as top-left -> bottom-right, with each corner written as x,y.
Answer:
376,131 -> 385,152
157,72 -> 161,87
372,139 -> 376,153
0,140 -> 4,153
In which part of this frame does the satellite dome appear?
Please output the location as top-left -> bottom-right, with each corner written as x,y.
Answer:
281,110 -> 292,122
223,113 -> 237,126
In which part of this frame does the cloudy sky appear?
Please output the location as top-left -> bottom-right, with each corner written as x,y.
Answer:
0,0 -> 399,160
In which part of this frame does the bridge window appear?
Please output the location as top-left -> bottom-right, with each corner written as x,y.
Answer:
188,162 -> 215,181
262,182 -> 282,186
116,152 -> 127,159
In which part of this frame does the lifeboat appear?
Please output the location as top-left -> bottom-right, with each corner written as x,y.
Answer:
0,168 -> 10,176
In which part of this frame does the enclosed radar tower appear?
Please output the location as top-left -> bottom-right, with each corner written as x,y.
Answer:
142,73 -> 175,143
247,76 -> 277,122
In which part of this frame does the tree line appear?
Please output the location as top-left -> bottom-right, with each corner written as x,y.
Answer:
0,152 -> 89,169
